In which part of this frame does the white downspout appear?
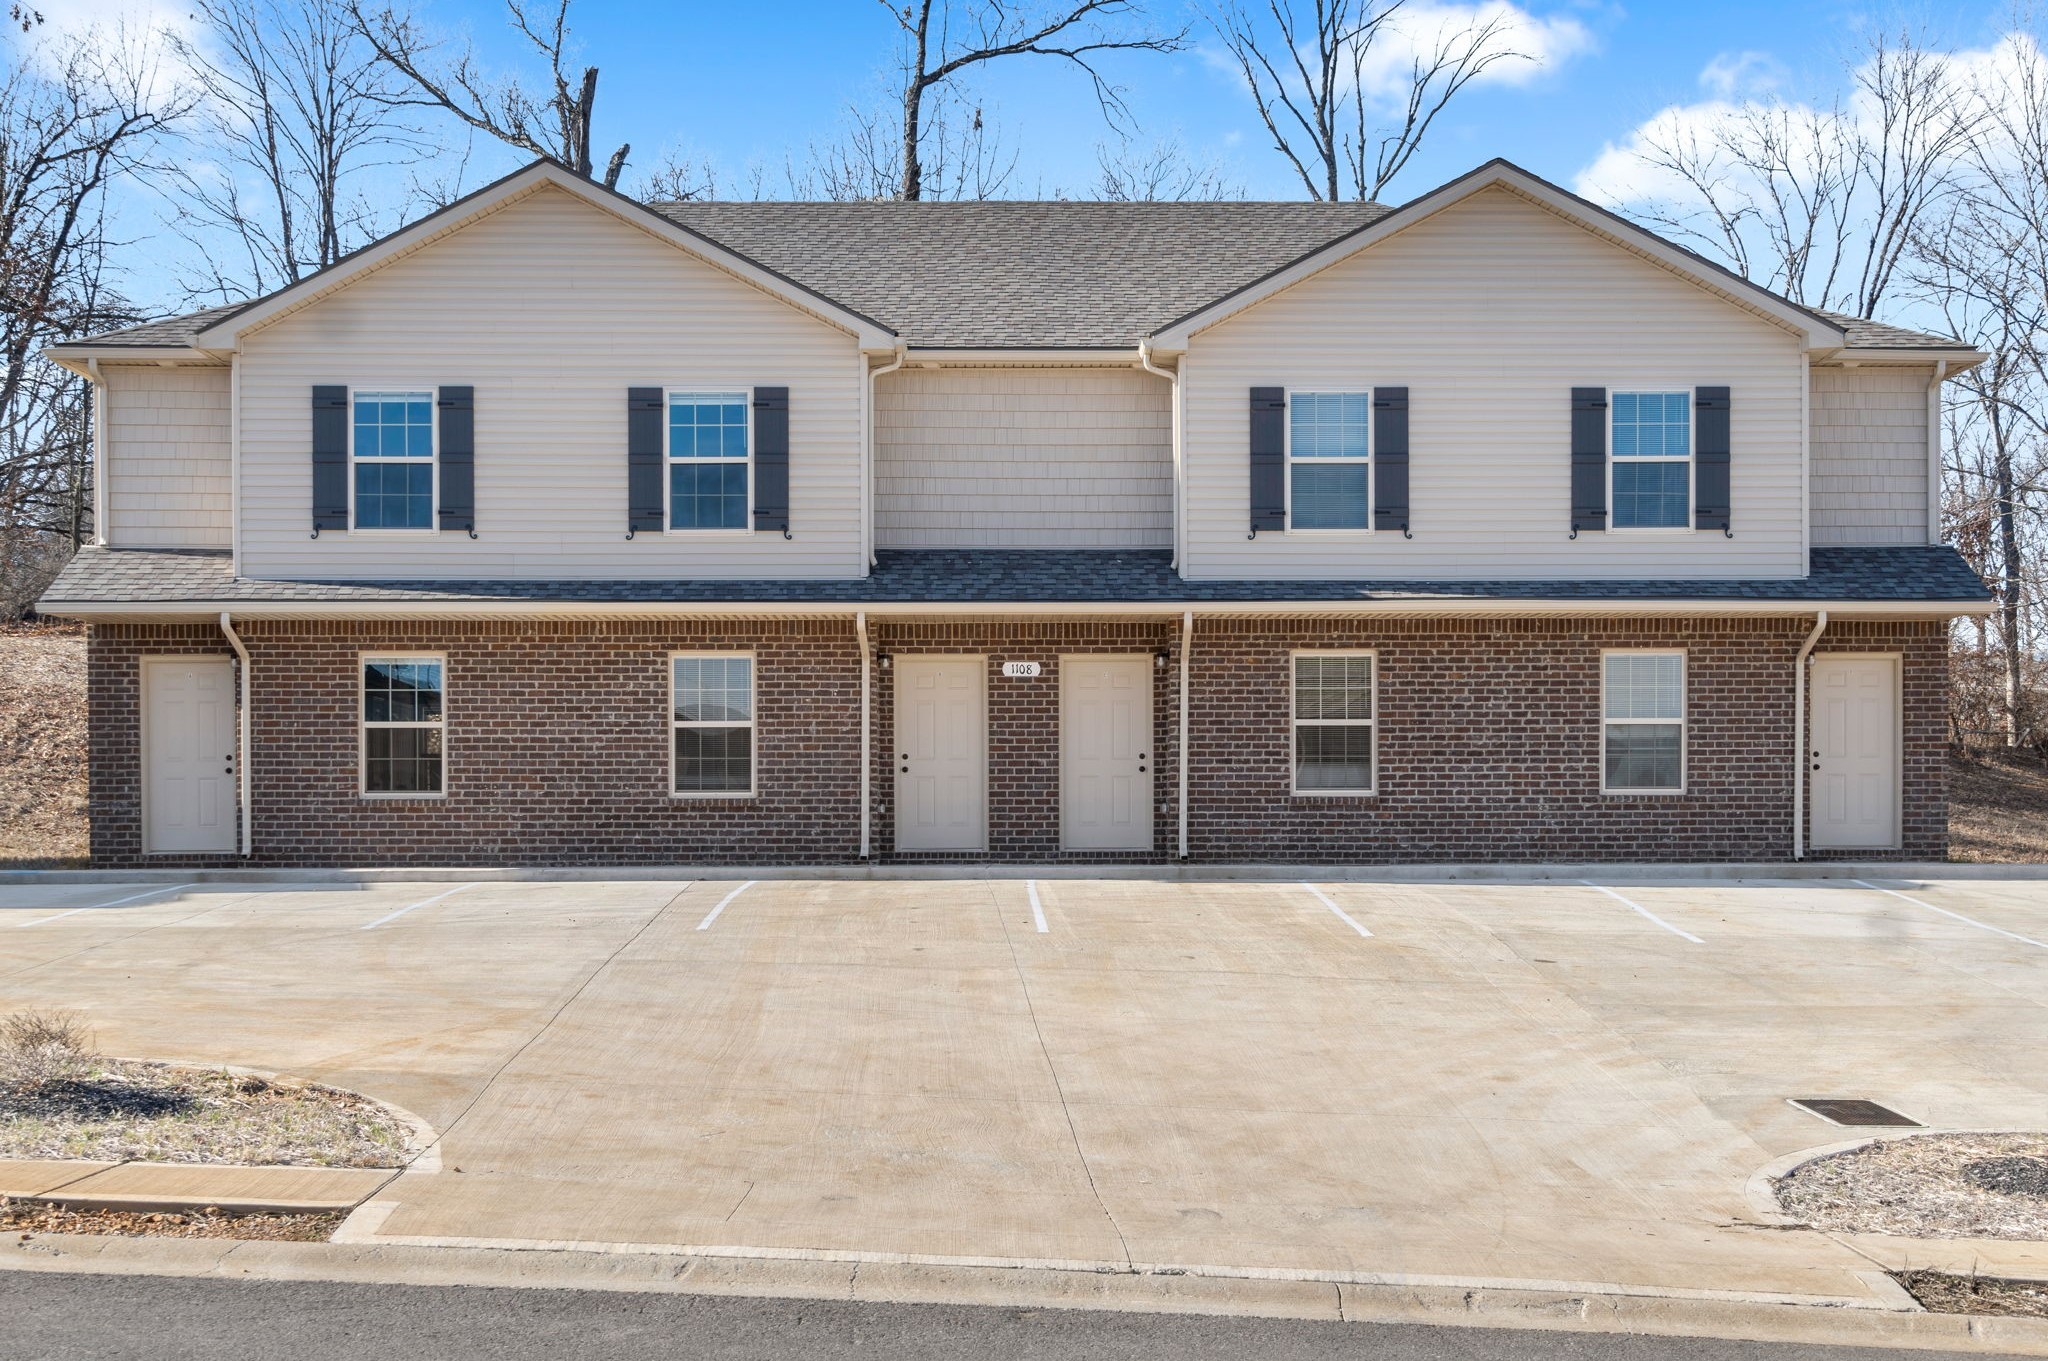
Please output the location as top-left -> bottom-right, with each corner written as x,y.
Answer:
1793,610 -> 1828,860
863,347 -> 907,570
1926,360 -> 1951,544
1178,609 -> 1192,859
1137,343 -> 1181,570
856,609 -> 872,860
86,357 -> 106,545
219,611 -> 252,858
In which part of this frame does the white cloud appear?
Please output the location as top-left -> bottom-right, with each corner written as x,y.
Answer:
1698,50 -> 1785,99
1354,1 -> 1596,101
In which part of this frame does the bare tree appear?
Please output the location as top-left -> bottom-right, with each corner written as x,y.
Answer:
1210,0 -> 1527,202
348,0 -> 629,186
1093,135 -> 1241,199
0,27 -> 177,614
878,0 -> 1186,201
792,89 -> 1017,201
1602,29 -> 1978,316
169,0 -> 434,302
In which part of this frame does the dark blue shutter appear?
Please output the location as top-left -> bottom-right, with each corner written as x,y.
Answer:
311,386 -> 349,533
1372,387 -> 1409,534
1694,386 -> 1731,533
1570,387 -> 1607,534
436,386 -> 474,534
627,388 -> 664,535
1249,387 -> 1286,534
752,386 -> 789,535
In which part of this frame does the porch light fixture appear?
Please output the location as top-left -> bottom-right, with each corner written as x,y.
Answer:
1153,651 -> 1168,670
878,653 -> 891,670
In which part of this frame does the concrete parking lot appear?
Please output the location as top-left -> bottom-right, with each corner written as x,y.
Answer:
2,872 -> 2044,1309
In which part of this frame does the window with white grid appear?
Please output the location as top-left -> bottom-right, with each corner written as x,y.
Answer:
672,654 -> 754,795
1602,651 -> 1685,792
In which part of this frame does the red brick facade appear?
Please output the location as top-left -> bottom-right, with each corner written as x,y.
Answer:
86,614 -> 1947,867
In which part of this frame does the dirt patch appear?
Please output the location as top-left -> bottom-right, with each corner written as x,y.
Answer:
0,1198 -> 341,1241
0,621 -> 87,866
1895,1269 -> 2048,1317
0,1061 -> 412,1169
1776,1132 -> 2048,1240
1949,749 -> 2048,862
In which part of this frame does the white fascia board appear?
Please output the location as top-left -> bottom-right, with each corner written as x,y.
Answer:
44,346 -> 218,374
903,347 -> 1146,365
1149,161 -> 1851,351
190,161 -> 897,351
37,596 -> 1994,622
1821,348 -> 1988,370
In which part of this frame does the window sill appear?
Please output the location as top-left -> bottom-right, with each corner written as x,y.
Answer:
662,529 -> 757,539
345,528 -> 437,538
1290,789 -> 1378,799
1605,527 -> 1698,536
670,790 -> 758,800
1599,788 -> 1687,797
1281,528 -> 1374,538
360,792 -> 449,801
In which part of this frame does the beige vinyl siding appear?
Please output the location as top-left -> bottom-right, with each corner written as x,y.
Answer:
1809,366 -> 1932,546
1181,185 -> 1807,579
237,184 -> 864,580
875,366 -> 1171,548
103,364 -> 232,549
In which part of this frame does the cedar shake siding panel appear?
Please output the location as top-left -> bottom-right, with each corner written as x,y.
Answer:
87,617 -> 1945,868
102,365 -> 232,548
235,184 -> 865,580
874,367 -> 1174,548
1180,185 -> 1808,579
1810,366 -> 1934,546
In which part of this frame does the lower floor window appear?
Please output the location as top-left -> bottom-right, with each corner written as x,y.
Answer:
1293,653 -> 1375,792
362,656 -> 444,794
1603,651 -> 1685,792
674,654 -> 754,794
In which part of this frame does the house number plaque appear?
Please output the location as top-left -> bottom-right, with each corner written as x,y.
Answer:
1001,661 -> 1042,678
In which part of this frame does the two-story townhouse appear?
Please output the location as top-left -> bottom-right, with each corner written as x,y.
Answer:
38,158 -> 1992,868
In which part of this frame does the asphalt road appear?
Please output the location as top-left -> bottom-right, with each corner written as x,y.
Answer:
0,1273 -> 2012,1361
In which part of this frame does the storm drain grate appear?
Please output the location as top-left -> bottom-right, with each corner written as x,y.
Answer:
1790,1098 -> 1923,1128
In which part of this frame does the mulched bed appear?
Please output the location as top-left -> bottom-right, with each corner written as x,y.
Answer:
1776,1133 -> 2048,1240
0,1062 -> 411,1169
1,1199 -> 341,1241
1895,1269 -> 2048,1318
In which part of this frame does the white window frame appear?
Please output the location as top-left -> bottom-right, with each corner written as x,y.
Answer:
1607,388 -> 1696,534
1284,389 -> 1373,534
664,388 -> 754,536
1600,648 -> 1687,795
669,650 -> 758,799
348,388 -> 437,535
359,651 -> 448,800
1289,648 -> 1378,797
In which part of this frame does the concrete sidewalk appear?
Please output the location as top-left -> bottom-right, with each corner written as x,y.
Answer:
1,873 -> 2045,1341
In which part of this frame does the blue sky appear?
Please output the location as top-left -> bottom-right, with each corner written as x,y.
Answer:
12,0 -> 2033,310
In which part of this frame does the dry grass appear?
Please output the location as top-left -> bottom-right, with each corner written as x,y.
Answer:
1950,749 -> 2048,862
1775,1133 -> 2048,1240
0,1199 -> 341,1241
1895,1270 -> 2048,1317
0,621 -> 86,867
0,1059 -> 412,1168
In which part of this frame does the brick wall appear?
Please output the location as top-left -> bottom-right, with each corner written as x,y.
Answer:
86,614 -> 1946,867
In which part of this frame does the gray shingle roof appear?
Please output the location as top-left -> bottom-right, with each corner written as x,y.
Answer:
63,192 -> 1974,354
39,545 -> 1990,610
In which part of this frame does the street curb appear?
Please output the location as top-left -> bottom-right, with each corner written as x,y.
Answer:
3,862 -> 2045,886
4,1234 -> 2047,1353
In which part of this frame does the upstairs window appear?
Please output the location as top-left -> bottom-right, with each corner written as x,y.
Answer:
1293,652 -> 1376,793
352,391 -> 434,529
1288,392 -> 1369,530
1611,391 -> 1691,528
1602,651 -> 1685,793
673,654 -> 755,795
669,391 -> 750,530
362,656 -> 445,795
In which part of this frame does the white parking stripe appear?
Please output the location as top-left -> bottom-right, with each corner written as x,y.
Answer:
695,881 -> 755,931
1852,879 -> 2048,951
1582,882 -> 1705,944
1026,880 -> 1049,933
361,883 -> 477,931
1301,883 -> 1373,938
13,883 -> 201,928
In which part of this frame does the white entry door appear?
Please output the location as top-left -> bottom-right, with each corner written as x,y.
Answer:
1810,654 -> 1900,850
1061,655 -> 1153,851
895,657 -> 986,851
143,657 -> 237,854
